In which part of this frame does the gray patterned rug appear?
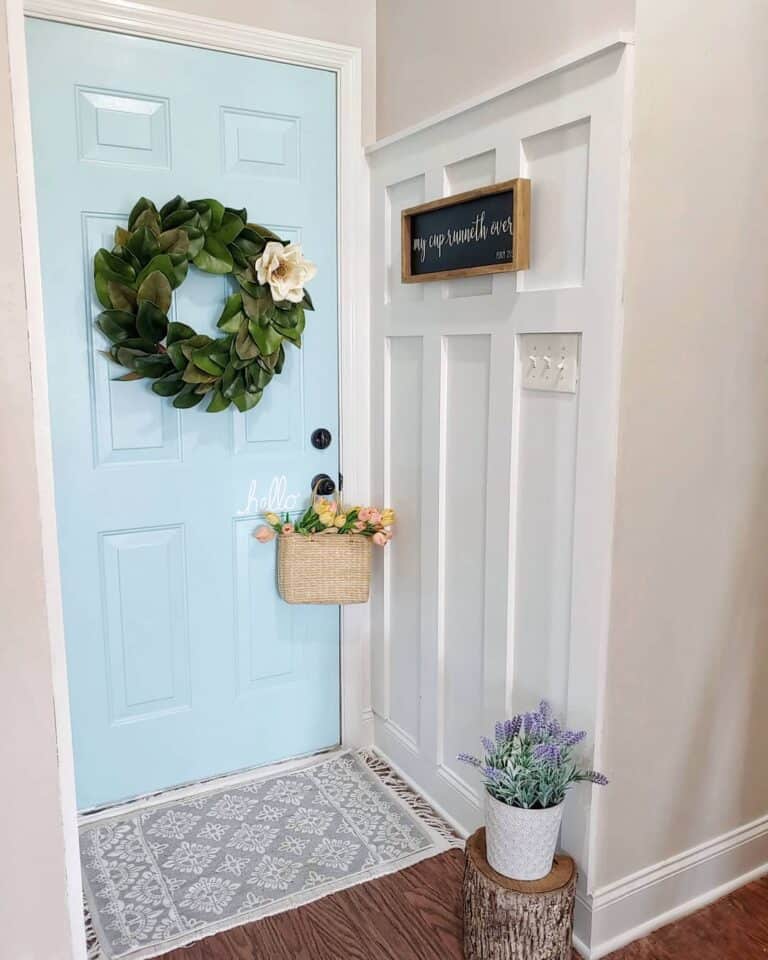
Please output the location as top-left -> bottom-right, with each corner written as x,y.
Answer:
81,751 -> 457,960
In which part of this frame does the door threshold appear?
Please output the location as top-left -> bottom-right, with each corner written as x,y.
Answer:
78,743 -> 343,824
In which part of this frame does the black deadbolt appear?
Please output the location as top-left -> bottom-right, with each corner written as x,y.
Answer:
311,473 -> 336,496
311,427 -> 333,450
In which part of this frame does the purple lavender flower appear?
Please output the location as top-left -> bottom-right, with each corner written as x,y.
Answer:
483,766 -> 504,783
558,729 -> 587,748
481,736 -> 495,756
533,743 -> 562,764
583,770 -> 609,785
457,752 -> 482,768
538,700 -> 552,720
495,720 -> 505,743
504,715 -> 522,738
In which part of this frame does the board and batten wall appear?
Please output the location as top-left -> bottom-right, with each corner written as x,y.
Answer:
368,41 -> 632,913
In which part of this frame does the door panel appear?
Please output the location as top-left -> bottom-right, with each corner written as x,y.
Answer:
26,19 -> 340,810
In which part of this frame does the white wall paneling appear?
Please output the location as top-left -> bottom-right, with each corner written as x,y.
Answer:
368,39 -> 633,918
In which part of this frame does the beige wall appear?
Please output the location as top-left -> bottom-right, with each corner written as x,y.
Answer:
0,4 -> 76,957
134,0 -> 377,143
376,0 -> 634,139
596,0 -> 768,885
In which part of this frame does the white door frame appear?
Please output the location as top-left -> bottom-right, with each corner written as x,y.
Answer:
6,1 -> 370,954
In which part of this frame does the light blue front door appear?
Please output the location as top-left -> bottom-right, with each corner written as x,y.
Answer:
26,19 -> 340,810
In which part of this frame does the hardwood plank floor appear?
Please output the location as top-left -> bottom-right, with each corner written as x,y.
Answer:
164,850 -> 768,959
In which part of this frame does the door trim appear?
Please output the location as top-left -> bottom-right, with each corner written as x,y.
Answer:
7,2 -> 369,956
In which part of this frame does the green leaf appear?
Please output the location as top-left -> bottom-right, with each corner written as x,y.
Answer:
185,227 -> 205,259
169,252 -> 189,287
191,198 -> 224,232
107,280 -> 137,313
275,343 -> 286,375
182,362 -> 217,384
302,288 -> 315,311
94,248 -> 136,307
232,234 -> 266,260
131,208 -> 161,236
163,207 -> 198,230
207,389 -> 232,412
232,389 -> 262,412
158,228 -> 190,255
114,226 -> 132,247
212,210 -> 245,246
173,384 -> 205,408
217,293 -> 244,333
135,254 -> 178,290
137,271 -> 172,313
127,226 -> 160,265
152,373 -> 185,397
191,345 -> 225,377
193,235 -> 233,275
118,337 -> 157,352
226,206 -> 248,223
159,195 -> 185,220
115,345 -> 149,369
167,321 -> 196,345
113,370 -> 144,382
247,222 -> 284,243
136,300 -> 168,342
235,323 -> 260,360
128,197 -> 157,231
221,365 -> 245,399
249,320 -> 283,355
180,334 -> 214,361
133,354 -> 173,378
166,342 -> 188,371
96,309 -> 137,343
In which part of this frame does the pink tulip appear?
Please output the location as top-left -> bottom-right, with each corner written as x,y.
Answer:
358,507 -> 372,522
368,509 -> 382,525
353,520 -> 365,532
282,523 -> 294,534
373,531 -> 387,546
254,525 -> 275,543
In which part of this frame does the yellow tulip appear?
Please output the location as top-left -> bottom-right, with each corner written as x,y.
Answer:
334,515 -> 347,528
265,513 -> 280,525
381,509 -> 396,526
318,512 -> 333,526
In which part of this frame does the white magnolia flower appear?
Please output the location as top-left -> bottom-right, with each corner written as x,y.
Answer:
255,241 -> 317,303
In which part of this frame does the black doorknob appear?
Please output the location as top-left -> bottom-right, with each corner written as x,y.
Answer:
311,427 -> 332,450
311,473 -> 336,496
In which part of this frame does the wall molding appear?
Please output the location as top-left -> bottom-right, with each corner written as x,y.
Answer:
366,32 -> 634,154
576,812 -> 768,957
25,0 -> 361,67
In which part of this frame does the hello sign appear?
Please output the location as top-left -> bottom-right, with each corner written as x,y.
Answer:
401,178 -> 531,283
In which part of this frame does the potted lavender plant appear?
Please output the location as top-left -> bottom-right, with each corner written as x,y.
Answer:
458,701 -> 608,881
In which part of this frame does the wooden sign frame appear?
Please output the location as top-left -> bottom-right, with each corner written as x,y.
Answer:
401,178 -> 530,284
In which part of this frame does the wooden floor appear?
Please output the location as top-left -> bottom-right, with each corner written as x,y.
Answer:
165,849 -> 768,959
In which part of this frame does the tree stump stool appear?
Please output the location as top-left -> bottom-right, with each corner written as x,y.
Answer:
463,828 -> 576,960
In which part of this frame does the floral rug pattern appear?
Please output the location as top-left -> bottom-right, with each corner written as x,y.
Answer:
81,752 -> 445,960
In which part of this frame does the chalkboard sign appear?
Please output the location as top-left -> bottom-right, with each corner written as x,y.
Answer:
401,178 -> 530,283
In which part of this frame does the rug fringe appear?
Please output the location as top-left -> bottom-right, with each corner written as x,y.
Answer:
84,895 -> 105,960
357,749 -> 465,849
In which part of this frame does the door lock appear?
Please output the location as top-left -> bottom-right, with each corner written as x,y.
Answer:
311,427 -> 332,450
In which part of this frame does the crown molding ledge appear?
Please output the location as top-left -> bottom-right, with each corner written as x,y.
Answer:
23,0 -> 360,69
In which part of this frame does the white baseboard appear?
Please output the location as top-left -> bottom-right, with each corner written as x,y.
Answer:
577,811 -> 768,958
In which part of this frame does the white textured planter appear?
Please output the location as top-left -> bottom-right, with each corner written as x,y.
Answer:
484,791 -> 564,881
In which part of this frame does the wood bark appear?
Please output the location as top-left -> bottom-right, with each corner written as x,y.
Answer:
462,829 -> 576,960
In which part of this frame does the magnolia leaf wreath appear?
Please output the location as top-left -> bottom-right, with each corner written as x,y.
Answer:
93,196 -> 317,412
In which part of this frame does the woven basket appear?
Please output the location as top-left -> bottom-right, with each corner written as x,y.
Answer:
277,532 -> 372,604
